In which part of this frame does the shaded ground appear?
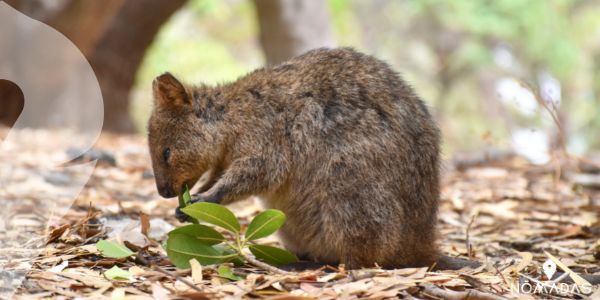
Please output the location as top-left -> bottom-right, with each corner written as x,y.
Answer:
2,129 -> 600,299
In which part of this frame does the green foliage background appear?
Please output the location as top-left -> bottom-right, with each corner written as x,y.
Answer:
133,0 -> 600,156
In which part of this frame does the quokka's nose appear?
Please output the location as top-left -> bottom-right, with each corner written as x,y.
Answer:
158,185 -> 176,198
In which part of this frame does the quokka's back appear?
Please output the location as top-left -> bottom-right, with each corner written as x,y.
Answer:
148,47 -> 440,268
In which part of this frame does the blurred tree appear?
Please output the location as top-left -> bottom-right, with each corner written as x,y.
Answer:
4,0 -> 598,154
0,80 -> 23,129
0,0 -> 124,126
33,0 -> 124,56
409,0 -> 600,153
339,0 -> 600,153
2,0 -> 335,132
0,0 -> 185,132
89,0 -> 186,132
253,0 -> 335,65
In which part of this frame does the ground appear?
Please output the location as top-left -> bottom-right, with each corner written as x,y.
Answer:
1,129 -> 599,299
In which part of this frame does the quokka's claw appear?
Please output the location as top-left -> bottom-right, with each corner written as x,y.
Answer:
175,206 -> 192,223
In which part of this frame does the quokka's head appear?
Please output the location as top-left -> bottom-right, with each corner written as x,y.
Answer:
148,73 -> 226,198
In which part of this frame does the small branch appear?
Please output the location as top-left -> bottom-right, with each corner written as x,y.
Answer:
550,272 -> 569,283
523,217 -> 573,225
325,271 -> 378,287
492,263 -> 508,286
466,213 -> 477,258
420,283 -> 507,300
241,252 -> 293,275
152,265 -> 203,292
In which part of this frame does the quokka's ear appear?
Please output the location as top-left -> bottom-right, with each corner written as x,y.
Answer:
152,72 -> 190,109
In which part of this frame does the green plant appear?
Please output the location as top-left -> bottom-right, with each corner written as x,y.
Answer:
166,188 -> 298,273
179,185 -> 198,224
95,188 -> 297,276
103,266 -> 132,281
96,240 -> 135,258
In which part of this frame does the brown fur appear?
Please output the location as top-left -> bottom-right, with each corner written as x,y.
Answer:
148,48 -> 441,269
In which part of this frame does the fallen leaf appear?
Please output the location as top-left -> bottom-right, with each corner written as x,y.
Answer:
190,259 -> 203,283
49,260 -> 69,273
152,283 -> 171,299
47,224 -> 70,244
96,240 -> 135,258
217,265 -> 243,281
544,251 -> 591,287
512,252 -> 532,274
110,288 -> 125,300
104,266 -> 132,281
140,212 -> 150,236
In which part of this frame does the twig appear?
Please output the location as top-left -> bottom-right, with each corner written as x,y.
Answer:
576,155 -> 600,169
82,229 -> 106,245
459,274 -> 486,289
420,283 -> 507,300
241,252 -> 294,275
523,217 -> 573,225
466,213 -> 477,258
152,265 -> 203,292
521,79 -> 569,220
550,271 -> 569,283
492,263 -> 508,286
324,271 -> 378,287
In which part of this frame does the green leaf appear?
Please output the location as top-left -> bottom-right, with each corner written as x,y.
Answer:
248,245 -> 298,266
168,224 -> 224,245
96,240 -> 135,258
213,244 -> 244,266
179,185 -> 192,207
181,202 -> 240,233
103,266 -> 132,280
166,233 -> 233,268
178,186 -> 198,224
245,209 -> 286,241
217,265 -> 244,281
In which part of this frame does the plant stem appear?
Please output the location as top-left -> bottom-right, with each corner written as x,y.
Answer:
240,251 -> 293,275
235,235 -> 243,251
215,253 -> 242,260
152,265 -> 202,292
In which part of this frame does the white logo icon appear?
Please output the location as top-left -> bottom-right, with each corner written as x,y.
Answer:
543,259 -> 557,280
0,2 -> 103,298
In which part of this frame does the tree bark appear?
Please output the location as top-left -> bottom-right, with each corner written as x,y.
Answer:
252,0 -> 335,65
0,80 -> 24,128
0,0 -> 79,128
89,0 -> 186,132
0,0 -> 186,132
44,0 -> 125,56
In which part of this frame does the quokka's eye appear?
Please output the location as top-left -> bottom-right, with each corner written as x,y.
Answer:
163,148 -> 171,163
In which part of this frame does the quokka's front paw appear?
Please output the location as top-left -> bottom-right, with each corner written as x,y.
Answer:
175,206 -> 192,223
190,192 -> 222,204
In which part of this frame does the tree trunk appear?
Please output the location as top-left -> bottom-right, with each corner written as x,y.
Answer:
88,0 -> 186,133
0,0 -> 122,128
0,80 -> 24,129
0,0 -> 186,132
252,0 -> 335,65
44,0 -> 125,56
